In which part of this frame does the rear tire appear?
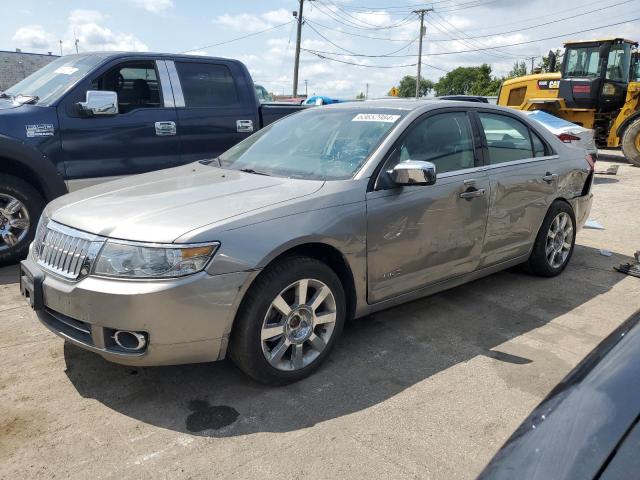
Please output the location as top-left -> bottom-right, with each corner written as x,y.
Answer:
0,175 -> 44,266
621,117 -> 640,167
527,201 -> 576,277
229,255 -> 346,386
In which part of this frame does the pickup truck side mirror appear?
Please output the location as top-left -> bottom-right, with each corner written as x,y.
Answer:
388,160 -> 437,186
77,90 -> 118,116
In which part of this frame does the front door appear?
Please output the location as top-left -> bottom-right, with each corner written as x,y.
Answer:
59,59 -> 179,186
366,110 -> 490,304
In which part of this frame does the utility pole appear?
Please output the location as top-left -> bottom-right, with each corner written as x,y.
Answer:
304,79 -> 308,97
59,40 -> 63,56
74,39 -> 79,54
528,56 -> 536,74
413,8 -> 432,99
366,83 -> 369,99
292,0 -> 305,98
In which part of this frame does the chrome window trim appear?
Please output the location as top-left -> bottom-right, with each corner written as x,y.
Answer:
165,60 -> 185,108
156,60 -> 175,108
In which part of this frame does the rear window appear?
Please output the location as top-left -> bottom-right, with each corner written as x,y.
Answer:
175,62 -> 239,108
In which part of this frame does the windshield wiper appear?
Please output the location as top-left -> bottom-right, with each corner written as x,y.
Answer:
239,168 -> 270,176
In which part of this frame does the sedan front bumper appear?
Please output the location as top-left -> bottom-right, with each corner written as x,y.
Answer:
20,256 -> 251,366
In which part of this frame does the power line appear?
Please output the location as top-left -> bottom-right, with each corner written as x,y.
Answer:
180,21 -> 293,53
302,16 -> 640,57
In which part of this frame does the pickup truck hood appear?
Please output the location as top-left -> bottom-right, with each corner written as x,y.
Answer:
49,163 -> 324,243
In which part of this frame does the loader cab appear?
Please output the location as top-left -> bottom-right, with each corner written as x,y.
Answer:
559,38 -> 637,112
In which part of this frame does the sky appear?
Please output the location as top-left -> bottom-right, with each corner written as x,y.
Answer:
2,0 -> 639,98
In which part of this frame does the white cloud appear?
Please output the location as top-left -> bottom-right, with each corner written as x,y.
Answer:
67,9 -> 148,52
214,9 -> 292,32
130,0 -> 174,14
12,25 -> 51,50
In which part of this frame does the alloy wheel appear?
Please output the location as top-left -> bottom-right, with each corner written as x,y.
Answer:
261,278 -> 337,371
0,194 -> 30,252
545,211 -> 573,269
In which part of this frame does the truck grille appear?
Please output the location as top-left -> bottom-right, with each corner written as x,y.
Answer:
33,219 -> 105,280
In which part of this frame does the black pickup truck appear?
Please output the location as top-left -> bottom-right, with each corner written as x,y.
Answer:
0,52 -> 305,265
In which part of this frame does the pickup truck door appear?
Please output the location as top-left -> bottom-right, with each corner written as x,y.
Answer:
58,58 -> 179,189
168,59 -> 259,165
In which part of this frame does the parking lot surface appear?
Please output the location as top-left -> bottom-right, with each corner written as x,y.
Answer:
1,155 -> 639,480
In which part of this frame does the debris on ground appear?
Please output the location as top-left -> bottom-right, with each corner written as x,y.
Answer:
584,219 -> 605,230
614,262 -> 640,278
595,165 -> 619,175
599,249 -> 613,257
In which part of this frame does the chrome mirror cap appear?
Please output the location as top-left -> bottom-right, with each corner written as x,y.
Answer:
77,90 -> 118,116
388,160 -> 437,186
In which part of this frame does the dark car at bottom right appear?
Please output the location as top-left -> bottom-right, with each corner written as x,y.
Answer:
478,310 -> 640,480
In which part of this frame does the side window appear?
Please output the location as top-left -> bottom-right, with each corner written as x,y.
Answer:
175,62 -> 240,107
90,61 -> 161,114
386,112 -> 475,175
478,113 -> 534,164
531,131 -> 547,157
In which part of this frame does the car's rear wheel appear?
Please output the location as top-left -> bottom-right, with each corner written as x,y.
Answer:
621,117 -> 640,167
527,201 -> 576,277
0,175 -> 44,266
229,255 -> 346,385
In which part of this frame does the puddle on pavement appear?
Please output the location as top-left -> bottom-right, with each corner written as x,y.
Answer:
185,399 -> 239,433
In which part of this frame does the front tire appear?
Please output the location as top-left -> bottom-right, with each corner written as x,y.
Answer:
527,201 -> 576,277
0,175 -> 44,266
621,117 -> 640,167
229,255 -> 346,385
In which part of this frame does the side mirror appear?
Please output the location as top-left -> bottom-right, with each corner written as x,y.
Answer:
599,44 -> 610,59
388,160 -> 437,186
77,90 -> 118,116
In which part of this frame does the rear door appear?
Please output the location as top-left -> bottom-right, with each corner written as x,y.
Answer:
170,59 -> 259,165
366,109 -> 490,303
58,58 -> 179,188
474,110 -> 558,268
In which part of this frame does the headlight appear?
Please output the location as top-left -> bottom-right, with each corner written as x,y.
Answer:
93,241 -> 219,278
602,83 -> 617,96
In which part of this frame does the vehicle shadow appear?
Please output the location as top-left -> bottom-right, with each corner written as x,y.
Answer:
63,244 -> 632,437
593,176 -> 619,185
0,265 -> 19,286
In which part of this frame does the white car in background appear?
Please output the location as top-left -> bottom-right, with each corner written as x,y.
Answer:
524,110 -> 597,158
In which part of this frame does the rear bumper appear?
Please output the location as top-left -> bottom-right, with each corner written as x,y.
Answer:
20,256 -> 251,366
569,192 -> 593,231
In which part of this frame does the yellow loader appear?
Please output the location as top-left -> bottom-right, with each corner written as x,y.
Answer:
498,38 -> 640,165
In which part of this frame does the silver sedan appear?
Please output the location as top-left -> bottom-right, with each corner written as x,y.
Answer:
20,100 -> 594,384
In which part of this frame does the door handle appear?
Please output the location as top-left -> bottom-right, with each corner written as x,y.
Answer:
542,173 -> 559,183
155,121 -> 176,136
459,188 -> 486,199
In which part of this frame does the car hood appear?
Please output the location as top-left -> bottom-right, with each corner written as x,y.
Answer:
48,163 -> 325,243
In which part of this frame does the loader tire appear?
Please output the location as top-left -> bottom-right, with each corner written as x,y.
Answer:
621,117 -> 640,167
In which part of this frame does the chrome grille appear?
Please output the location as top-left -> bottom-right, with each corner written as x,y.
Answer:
34,219 -> 104,280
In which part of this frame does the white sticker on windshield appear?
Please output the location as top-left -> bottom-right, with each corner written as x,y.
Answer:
352,113 -> 401,123
54,66 -> 78,75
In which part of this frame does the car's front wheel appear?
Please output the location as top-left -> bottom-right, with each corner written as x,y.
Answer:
229,255 -> 346,385
527,201 -> 576,277
0,175 -> 44,266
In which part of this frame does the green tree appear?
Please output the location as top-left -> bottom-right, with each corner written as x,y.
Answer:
538,49 -> 563,73
355,92 -> 365,100
506,61 -> 528,79
397,75 -> 435,97
434,64 -> 502,96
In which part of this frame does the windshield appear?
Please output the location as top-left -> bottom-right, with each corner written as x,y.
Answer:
4,54 -> 106,105
564,46 -> 601,78
218,109 -> 405,180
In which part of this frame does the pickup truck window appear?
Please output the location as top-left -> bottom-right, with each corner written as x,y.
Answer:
4,54 -> 107,106
90,61 -> 162,114
175,62 -> 240,108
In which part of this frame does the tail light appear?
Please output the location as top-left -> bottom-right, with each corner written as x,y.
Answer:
557,133 -> 581,143
585,153 -> 596,172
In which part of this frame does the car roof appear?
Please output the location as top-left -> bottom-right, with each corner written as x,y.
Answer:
62,51 -> 242,64
321,98 -> 513,113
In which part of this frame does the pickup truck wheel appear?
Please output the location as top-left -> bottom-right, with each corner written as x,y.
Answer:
0,175 -> 44,266
527,201 -> 576,277
621,118 -> 640,167
229,255 -> 346,385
